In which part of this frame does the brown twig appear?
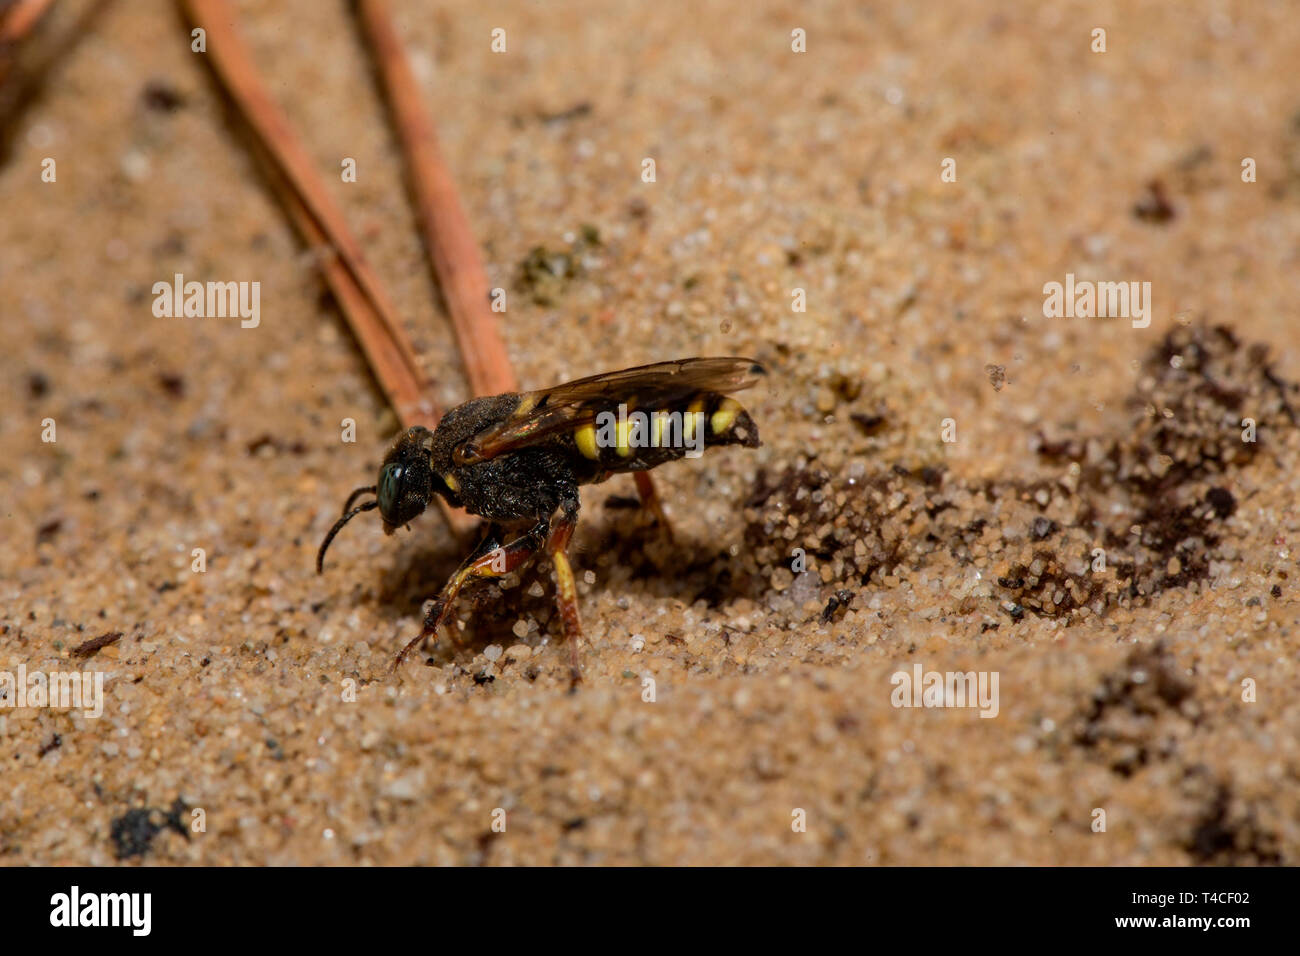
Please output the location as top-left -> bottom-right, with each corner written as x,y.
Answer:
354,0 -> 670,514
71,630 -> 122,659
354,0 -> 516,397
182,0 -> 437,430
0,0 -> 56,45
0,0 -> 111,162
184,0 -> 665,540
182,0 -> 481,536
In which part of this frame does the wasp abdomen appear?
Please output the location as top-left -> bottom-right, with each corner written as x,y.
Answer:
569,390 -> 759,474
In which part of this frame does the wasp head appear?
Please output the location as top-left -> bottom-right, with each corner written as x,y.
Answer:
375,426 -> 438,529
316,425 -> 449,573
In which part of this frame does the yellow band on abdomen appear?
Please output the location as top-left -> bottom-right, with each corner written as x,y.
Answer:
574,423 -> 599,460
711,398 -> 741,435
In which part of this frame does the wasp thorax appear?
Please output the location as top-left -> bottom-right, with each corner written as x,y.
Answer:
377,427 -> 436,529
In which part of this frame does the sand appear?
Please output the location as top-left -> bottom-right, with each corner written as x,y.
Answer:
2,0 -> 1298,865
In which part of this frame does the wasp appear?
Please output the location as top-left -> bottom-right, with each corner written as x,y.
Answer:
317,357 -> 765,679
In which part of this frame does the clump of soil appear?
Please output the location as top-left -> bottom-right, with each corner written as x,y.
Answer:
1070,641 -> 1196,777
742,324 -> 1298,627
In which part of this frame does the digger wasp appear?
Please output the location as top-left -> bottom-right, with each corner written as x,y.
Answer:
317,356 -> 765,680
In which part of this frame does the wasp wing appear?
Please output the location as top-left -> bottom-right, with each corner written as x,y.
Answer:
454,357 -> 765,464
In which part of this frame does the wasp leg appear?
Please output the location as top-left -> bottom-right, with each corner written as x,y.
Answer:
393,520 -> 545,670
428,523 -> 503,654
632,470 -> 675,544
547,495 -> 584,686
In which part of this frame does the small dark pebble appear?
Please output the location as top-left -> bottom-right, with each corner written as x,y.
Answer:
1206,487 -> 1236,519
141,80 -> 185,112
156,372 -> 185,398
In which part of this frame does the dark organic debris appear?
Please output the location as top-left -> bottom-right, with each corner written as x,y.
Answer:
849,411 -> 887,435
141,79 -> 186,112
35,518 -> 62,546
109,798 -> 190,860
1206,487 -> 1236,519
1183,778 -> 1282,865
156,371 -> 186,398
820,589 -> 853,623
1133,179 -> 1175,223
72,631 -> 123,659
536,101 -> 592,125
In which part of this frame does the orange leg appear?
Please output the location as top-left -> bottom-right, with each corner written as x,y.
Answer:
548,496 -> 584,685
633,470 -> 675,544
393,520 -> 544,670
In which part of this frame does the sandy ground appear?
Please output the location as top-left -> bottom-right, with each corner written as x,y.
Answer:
2,0 -> 1299,864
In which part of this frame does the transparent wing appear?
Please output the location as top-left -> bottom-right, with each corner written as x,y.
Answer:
454,357 -> 765,464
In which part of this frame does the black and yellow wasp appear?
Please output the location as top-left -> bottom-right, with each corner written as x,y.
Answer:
317,356 -> 765,679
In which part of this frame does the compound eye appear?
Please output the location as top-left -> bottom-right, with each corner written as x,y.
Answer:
377,463 -> 404,519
